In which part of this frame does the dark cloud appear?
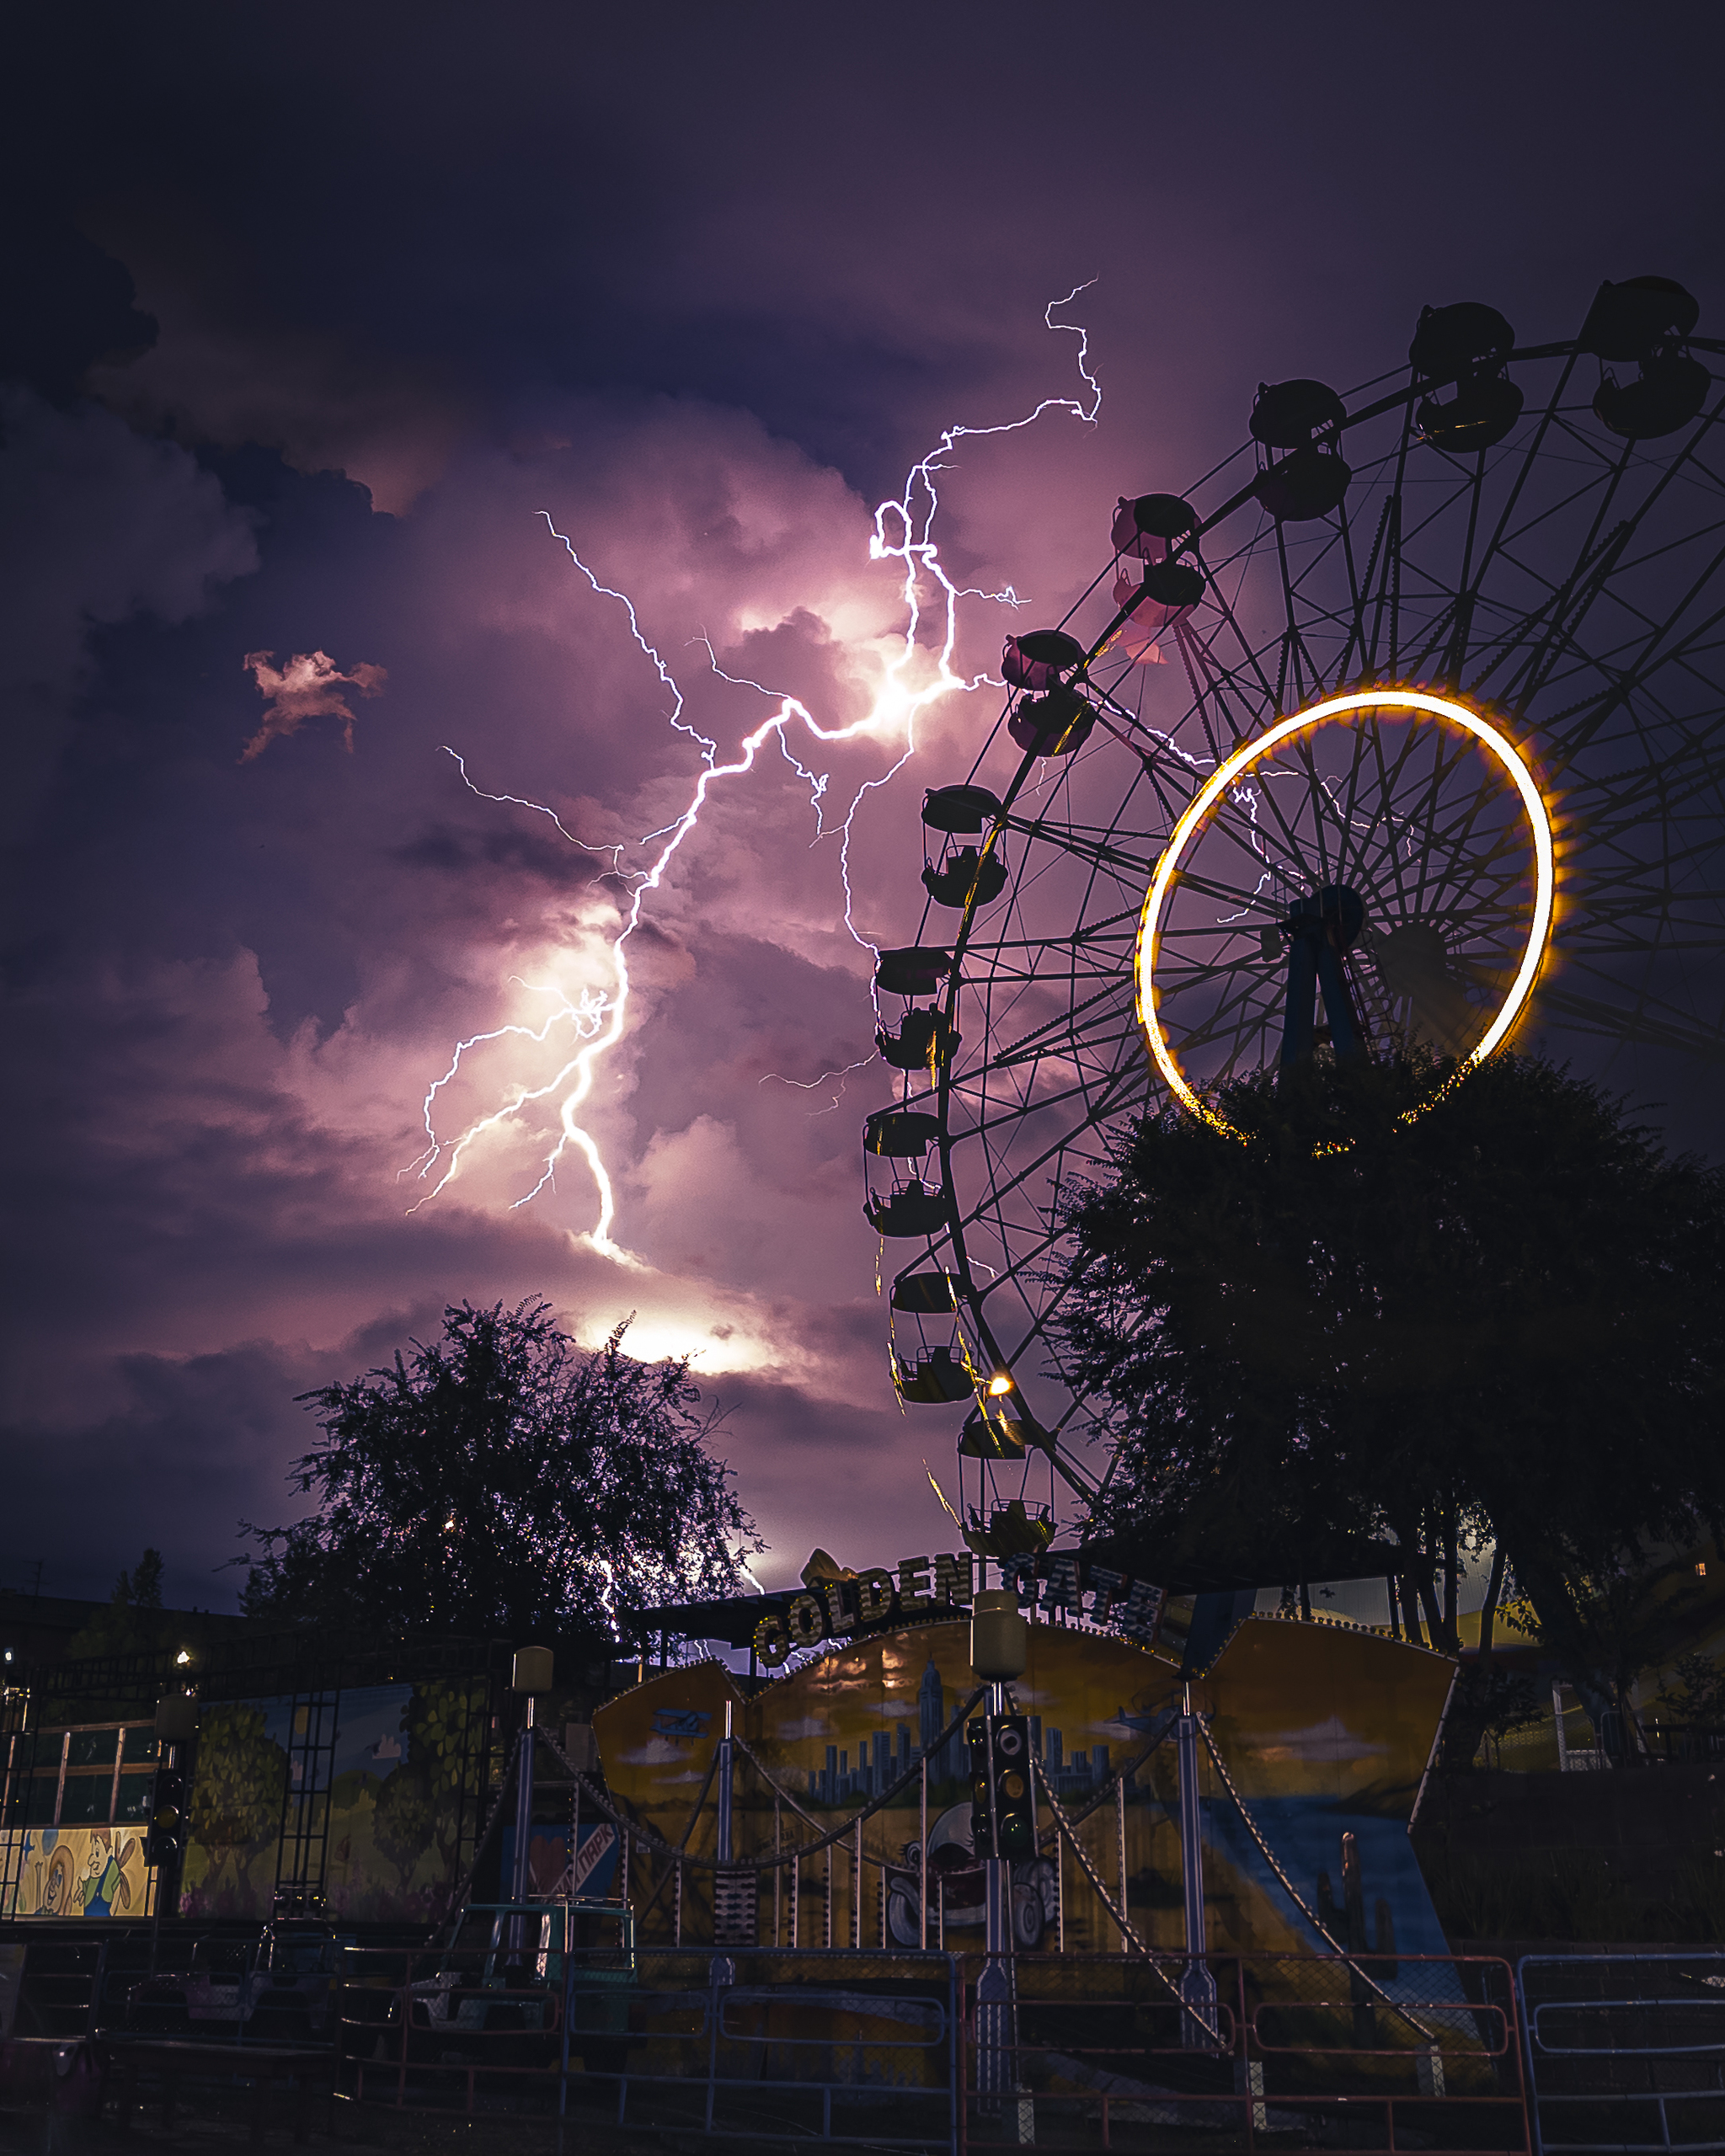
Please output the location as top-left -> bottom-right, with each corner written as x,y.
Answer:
2,1342 -> 313,1607
0,221 -> 156,405
391,821 -> 614,891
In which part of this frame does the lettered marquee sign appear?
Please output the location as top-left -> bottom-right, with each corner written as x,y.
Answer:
750,1549 -> 1167,1668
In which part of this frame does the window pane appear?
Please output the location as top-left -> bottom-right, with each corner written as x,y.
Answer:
68,1729 -> 119,1769
7,1775 -> 59,1827
121,1726 -> 160,1764
9,1733 -> 61,1778
61,1773 -> 113,1824
115,1771 -> 154,1822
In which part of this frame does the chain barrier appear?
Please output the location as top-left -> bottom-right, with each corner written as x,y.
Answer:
537,1691 -> 986,1877
1196,1710 -> 1439,2043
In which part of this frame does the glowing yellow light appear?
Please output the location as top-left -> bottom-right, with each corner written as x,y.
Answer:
987,1373 -> 1015,1396
1135,688 -> 1556,1139
175,1649 -> 191,1666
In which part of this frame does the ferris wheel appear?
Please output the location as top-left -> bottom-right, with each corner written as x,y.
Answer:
861,275 -> 1725,1544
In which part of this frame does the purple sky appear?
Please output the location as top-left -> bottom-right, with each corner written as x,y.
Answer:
3,3 -> 1722,1611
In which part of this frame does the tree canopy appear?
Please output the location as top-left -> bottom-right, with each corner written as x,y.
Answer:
1054,1052 -> 1725,1726
63,1546 -> 167,1662
238,1299 -> 758,1646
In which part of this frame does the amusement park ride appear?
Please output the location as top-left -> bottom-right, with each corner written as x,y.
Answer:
862,274 -> 1725,1552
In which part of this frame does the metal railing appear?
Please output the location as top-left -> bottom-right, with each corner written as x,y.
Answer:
40,1923 -> 1725,2152
334,1940 -> 961,2148
1518,1951 -> 1725,2156
959,1951 -> 1528,2153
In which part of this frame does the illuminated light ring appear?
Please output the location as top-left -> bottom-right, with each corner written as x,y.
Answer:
1134,687 -> 1557,1139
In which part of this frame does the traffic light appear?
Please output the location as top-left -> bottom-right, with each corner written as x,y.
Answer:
968,1712 -> 1036,1860
146,1758 -> 186,1867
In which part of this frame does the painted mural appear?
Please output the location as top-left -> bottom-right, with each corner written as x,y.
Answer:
593,1613 -> 1455,1967
179,1679 -> 484,1922
1,1826 -> 155,1919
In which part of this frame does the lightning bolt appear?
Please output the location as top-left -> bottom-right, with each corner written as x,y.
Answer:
757,1055 -> 878,1117
410,288 -> 1102,1259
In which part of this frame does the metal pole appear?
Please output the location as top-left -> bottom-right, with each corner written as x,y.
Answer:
978,1678 -> 1012,2105
774,1798 -> 782,1947
147,1739 -> 174,1977
507,1701 -> 537,1963
1116,1771 -> 1129,1934
1178,1684 -> 1219,2047
716,1702 -> 733,1865
558,1942 -> 574,2137
511,1700 -> 536,1903
714,1705 -> 734,1985
984,1679 -> 1007,1960
919,1755 -> 929,1951
853,1820 -> 862,1949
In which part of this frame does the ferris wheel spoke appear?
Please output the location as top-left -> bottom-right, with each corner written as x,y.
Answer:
954,1062 -> 1136,1148
1220,765 -> 1329,894
986,982 -> 1139,1070
1325,702 -> 1388,867
1162,857 -> 1292,916
1194,557 -> 1284,716
1395,731 -> 1498,920
952,1106 -> 1135,1237
1510,413 -> 1725,714
1541,567 -> 1725,776
1433,452 -> 1496,684
1332,484 -> 1400,687
1155,958 -> 1282,1040
1423,350 -> 1582,646
1356,717 -> 1445,918
1393,775 -> 1525,904
1005,818 -> 1162,882
1534,979 -> 1725,1061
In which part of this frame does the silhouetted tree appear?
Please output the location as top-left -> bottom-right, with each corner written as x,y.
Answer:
238,1299 -> 758,1648
63,1545 -> 167,1661
1055,1053 -> 1725,1753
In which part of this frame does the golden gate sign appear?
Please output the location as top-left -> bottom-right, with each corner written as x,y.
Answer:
750,1549 -> 1167,1668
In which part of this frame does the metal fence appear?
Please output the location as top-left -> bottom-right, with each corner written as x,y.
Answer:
334,1940 -> 961,2148
330,1940 -> 1527,2152
35,1924 -> 1725,2152
957,1951 -> 1529,2153
0,1929 -> 192,2040
1519,1951 -> 1725,2156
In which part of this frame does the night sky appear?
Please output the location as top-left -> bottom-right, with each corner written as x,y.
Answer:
4,3 -> 1722,1610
